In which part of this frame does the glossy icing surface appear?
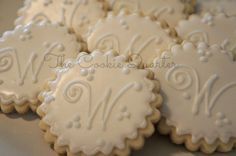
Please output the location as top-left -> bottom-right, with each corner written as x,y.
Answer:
0,23 -> 80,105
39,51 -> 157,155
154,42 -> 236,144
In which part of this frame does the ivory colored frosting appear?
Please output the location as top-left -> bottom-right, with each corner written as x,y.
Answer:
0,23 -> 80,105
39,51 -> 157,155
154,42 -> 236,144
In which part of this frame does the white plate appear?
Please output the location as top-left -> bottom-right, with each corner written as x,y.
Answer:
0,0 -> 235,156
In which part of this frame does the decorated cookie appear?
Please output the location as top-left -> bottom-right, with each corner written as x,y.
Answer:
37,51 -> 162,156
176,13 -> 236,57
0,23 -> 81,114
109,0 -> 195,27
87,13 -> 178,66
197,0 -> 236,17
15,0 -> 108,41
154,41 -> 236,154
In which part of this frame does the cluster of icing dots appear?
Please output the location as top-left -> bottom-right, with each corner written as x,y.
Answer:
215,112 -> 231,127
66,115 -> 81,129
80,67 -> 96,81
121,68 -> 144,93
201,13 -> 214,26
19,28 -> 32,41
197,42 -> 212,62
117,106 -> 131,121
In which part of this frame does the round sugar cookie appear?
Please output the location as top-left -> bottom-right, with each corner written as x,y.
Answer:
153,41 -> 236,154
37,51 -> 162,156
0,23 -> 81,113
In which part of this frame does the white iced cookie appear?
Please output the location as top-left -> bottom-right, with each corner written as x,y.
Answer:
154,42 -> 236,154
15,0 -> 107,41
109,0 -> 195,27
0,23 -> 81,114
198,0 -> 236,17
37,51 -> 162,156
87,13 -> 177,66
176,13 -> 236,57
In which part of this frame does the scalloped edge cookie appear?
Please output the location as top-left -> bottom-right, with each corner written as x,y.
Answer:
155,41 -> 236,154
36,51 -> 162,156
0,23 -> 81,114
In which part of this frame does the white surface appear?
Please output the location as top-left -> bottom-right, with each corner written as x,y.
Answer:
0,0 -> 235,156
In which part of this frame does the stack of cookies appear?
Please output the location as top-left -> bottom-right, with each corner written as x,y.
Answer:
0,0 -> 236,155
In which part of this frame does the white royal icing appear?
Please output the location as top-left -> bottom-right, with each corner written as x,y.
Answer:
153,41 -> 236,144
39,51 -> 157,155
109,0 -> 189,27
0,23 -> 81,105
15,0 -> 107,41
198,0 -> 236,17
176,13 -> 236,56
87,13 -> 176,66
